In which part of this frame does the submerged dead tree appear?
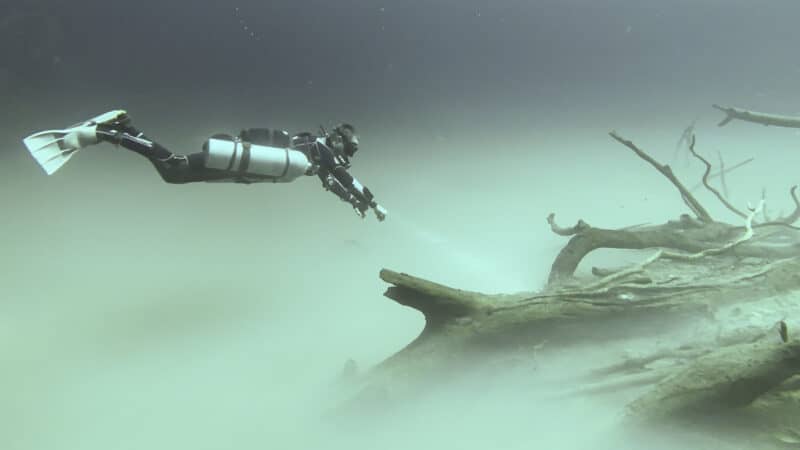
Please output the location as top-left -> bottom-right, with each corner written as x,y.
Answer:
375,129 -> 800,374
353,105 -> 800,445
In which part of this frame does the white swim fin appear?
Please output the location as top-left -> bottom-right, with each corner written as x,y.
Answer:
23,129 -> 85,175
22,110 -> 127,175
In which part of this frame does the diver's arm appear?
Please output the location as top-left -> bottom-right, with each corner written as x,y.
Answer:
331,166 -> 387,221
318,169 -> 368,217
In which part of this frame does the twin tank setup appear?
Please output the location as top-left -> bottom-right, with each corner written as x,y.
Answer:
202,130 -> 311,183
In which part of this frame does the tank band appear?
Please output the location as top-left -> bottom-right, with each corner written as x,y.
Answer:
225,140 -> 239,171
239,142 -> 252,173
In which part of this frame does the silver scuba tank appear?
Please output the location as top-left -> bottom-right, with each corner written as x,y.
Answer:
203,136 -> 311,183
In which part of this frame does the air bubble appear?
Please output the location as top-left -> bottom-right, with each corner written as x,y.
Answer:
234,6 -> 261,41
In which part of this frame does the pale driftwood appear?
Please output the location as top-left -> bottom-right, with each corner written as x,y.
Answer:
372,132 -> 800,384
359,119 -> 800,449
547,133 -> 799,283
588,327 -> 772,382
714,104 -> 800,128
375,256 -> 800,379
545,208 -> 800,283
625,337 -> 800,422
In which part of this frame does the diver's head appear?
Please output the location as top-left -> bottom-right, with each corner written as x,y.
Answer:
332,123 -> 359,157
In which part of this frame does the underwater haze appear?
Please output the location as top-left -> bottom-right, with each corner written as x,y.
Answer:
3,1 -> 800,449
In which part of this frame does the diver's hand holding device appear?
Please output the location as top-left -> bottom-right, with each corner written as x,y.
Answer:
373,204 -> 388,222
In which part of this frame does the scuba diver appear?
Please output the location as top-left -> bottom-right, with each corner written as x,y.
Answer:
23,110 -> 387,221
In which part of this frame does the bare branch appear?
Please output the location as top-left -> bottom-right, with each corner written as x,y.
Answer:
583,250 -> 663,291
713,104 -> 800,128
591,267 -> 653,284
674,120 -> 695,165
609,132 -> 713,223
565,202 -> 763,296
717,150 -> 730,199
689,158 -> 755,192
688,134 -> 747,219
761,187 -> 772,222
547,213 -> 591,236
662,200 -> 763,261
776,185 -> 800,224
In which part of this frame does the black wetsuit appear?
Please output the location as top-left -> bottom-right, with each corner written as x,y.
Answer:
290,132 -> 377,213
95,116 -> 377,212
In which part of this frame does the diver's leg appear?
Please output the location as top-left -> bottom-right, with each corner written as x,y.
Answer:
94,113 -> 172,159
95,115 -> 224,184
146,153 -> 231,184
